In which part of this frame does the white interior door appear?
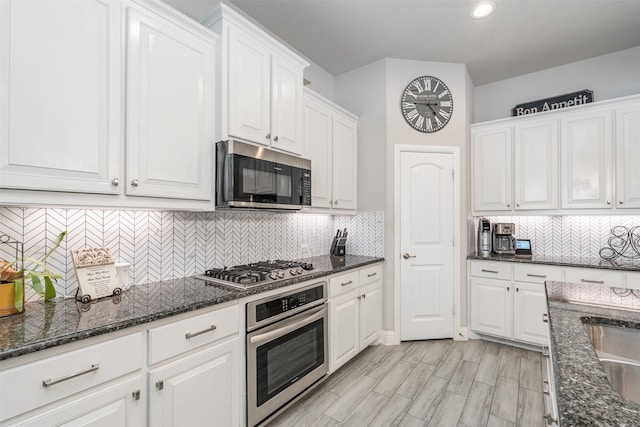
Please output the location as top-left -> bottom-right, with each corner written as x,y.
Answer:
400,151 -> 454,340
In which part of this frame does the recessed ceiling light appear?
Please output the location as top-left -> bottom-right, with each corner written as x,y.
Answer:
471,1 -> 496,19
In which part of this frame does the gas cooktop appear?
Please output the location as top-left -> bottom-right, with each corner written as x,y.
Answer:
199,260 -> 315,289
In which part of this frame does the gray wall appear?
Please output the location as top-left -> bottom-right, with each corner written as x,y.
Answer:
474,46 -> 640,122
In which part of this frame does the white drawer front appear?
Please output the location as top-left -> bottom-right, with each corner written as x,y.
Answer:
564,267 -> 624,288
148,304 -> 239,365
470,261 -> 512,280
0,332 -> 143,422
513,264 -> 563,284
359,264 -> 382,286
329,271 -> 359,297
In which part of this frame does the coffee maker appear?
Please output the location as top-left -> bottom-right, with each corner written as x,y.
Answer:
477,218 -> 491,257
492,223 -> 516,255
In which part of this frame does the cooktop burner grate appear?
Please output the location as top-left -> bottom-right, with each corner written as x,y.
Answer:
202,260 -> 314,288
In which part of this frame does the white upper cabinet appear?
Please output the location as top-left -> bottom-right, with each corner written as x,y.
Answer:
303,89 -> 358,213
472,126 -> 513,212
560,107 -> 613,209
615,101 -> 640,209
514,119 -> 559,210
204,3 -> 308,155
227,27 -> 271,145
126,2 -> 215,200
0,0 -> 121,194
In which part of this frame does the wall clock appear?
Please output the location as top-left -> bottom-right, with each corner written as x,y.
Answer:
401,76 -> 453,133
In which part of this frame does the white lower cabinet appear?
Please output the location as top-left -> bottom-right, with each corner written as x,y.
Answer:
469,261 -> 555,346
148,338 -> 240,427
328,264 -> 382,373
12,376 -> 144,427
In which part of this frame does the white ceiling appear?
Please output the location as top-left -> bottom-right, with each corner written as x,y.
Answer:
163,0 -> 640,86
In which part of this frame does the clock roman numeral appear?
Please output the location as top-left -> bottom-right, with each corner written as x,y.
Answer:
423,77 -> 431,91
441,101 -> 452,107
426,118 -> 433,131
433,80 -> 440,92
438,89 -> 450,99
415,115 -> 425,130
412,80 -> 424,93
402,102 -> 416,110
440,110 -> 451,120
435,116 -> 443,127
406,109 -> 419,121
404,89 -> 417,99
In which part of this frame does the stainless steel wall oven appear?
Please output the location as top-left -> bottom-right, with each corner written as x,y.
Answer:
246,281 -> 328,426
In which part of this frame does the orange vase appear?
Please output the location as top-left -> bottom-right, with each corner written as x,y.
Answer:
0,281 -> 20,316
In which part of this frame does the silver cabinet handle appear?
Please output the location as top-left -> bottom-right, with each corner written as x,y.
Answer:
619,200 -> 624,205
507,204 -> 511,208
362,293 -> 366,299
341,280 -> 353,287
185,324 -> 217,339
367,272 -> 377,278
156,380 -> 164,390
402,253 -> 416,259
132,390 -> 141,400
131,179 -> 139,187
481,269 -> 498,274
265,133 -> 271,140
357,295 -> 361,300
111,178 -> 119,187
542,313 -> 548,323
542,380 -> 550,395
527,273 -> 547,278
42,363 -> 99,387
581,279 -> 604,284
334,200 -> 338,205
273,136 -> 279,142
506,287 -> 510,291
606,200 -> 611,205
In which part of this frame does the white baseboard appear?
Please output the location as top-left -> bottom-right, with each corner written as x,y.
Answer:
455,327 -> 470,341
379,329 -> 399,345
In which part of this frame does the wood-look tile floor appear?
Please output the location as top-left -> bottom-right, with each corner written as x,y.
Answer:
269,339 -> 545,427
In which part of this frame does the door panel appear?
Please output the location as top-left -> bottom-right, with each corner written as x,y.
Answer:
400,151 -> 454,340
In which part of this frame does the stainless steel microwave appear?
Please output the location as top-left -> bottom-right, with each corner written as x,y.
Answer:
215,140 -> 311,210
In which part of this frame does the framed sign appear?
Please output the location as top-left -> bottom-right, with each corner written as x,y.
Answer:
71,247 -> 122,303
512,90 -> 593,116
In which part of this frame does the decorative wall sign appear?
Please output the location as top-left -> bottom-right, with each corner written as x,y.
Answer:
512,90 -> 593,116
71,247 -> 121,303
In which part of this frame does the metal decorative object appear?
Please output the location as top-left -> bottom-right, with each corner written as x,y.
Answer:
599,226 -> 640,261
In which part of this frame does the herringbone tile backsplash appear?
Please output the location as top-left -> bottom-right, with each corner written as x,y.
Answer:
0,208 -> 384,300
474,215 -> 640,258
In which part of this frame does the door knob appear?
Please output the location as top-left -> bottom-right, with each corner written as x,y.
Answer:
402,253 -> 416,259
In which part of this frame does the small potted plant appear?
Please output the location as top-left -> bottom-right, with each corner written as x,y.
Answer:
0,231 -> 67,315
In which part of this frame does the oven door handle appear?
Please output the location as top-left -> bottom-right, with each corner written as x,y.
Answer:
249,304 -> 326,346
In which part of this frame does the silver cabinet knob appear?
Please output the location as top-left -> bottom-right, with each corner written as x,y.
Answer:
131,179 -> 139,187
507,204 -> 511,208
607,200 -> 611,205
402,253 -> 416,259
111,178 -> 119,187
273,136 -> 279,142
619,200 -> 624,205
265,133 -> 271,140
334,200 -> 338,205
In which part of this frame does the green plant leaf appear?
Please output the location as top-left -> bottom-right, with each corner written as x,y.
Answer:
42,231 -> 67,263
43,276 -> 57,301
14,278 -> 24,312
30,272 -> 44,296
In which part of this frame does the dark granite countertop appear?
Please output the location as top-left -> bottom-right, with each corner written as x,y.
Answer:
0,255 -> 383,361
468,253 -> 640,272
545,282 -> 640,426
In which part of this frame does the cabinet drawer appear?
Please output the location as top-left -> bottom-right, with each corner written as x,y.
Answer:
470,261 -> 512,280
625,272 -> 640,290
0,332 -> 143,422
359,264 -> 382,286
329,270 -> 360,297
564,267 -> 623,288
513,264 -> 563,284
148,305 -> 239,365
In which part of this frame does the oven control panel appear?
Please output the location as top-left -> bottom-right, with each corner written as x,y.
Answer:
256,286 -> 323,322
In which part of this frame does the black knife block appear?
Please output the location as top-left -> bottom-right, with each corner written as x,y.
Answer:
330,236 -> 346,256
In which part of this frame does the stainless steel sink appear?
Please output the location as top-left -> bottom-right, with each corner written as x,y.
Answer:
600,359 -> 640,405
582,321 -> 640,404
583,322 -> 640,362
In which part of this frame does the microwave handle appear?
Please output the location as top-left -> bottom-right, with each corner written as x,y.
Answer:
249,304 -> 326,346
